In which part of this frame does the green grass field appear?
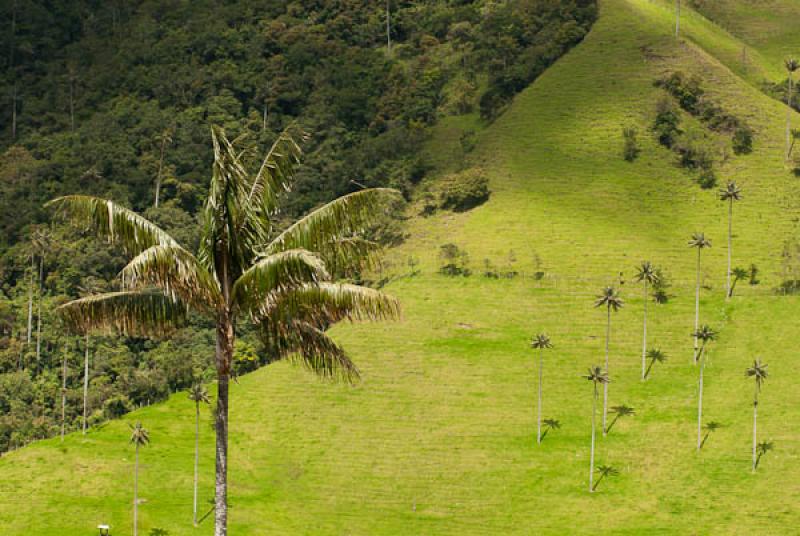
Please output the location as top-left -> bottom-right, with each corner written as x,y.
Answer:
4,0 -> 800,534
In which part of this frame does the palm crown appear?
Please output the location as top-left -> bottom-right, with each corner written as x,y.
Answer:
692,324 -> 717,346
531,333 -> 553,350
746,359 -> 768,391
688,232 -> 711,249
786,58 -> 800,73
719,181 -> 741,203
646,348 -> 667,363
130,422 -> 150,447
584,366 -> 609,385
594,286 -> 624,311
188,383 -> 210,404
633,261 -> 659,285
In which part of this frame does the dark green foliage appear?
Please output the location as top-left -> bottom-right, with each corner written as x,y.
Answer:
732,126 -> 753,155
439,243 -> 471,277
622,127 -> 640,162
651,267 -> 671,304
654,98 -> 681,148
439,169 -> 490,211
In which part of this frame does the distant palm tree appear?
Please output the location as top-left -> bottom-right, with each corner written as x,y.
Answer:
786,58 -> 799,159
592,464 -> 619,492
675,0 -> 681,37
700,421 -> 722,449
130,422 -> 150,536
746,359 -> 768,472
755,440 -> 773,470
188,383 -> 210,526
634,262 -> 659,380
585,366 -> 609,493
153,127 -> 173,208
530,333 -> 553,444
729,267 -> 748,298
689,233 -> 712,362
719,182 -> 742,298
605,404 -> 635,434
644,348 -> 667,380
540,418 -> 561,441
594,286 -> 623,434
82,334 -> 90,434
693,325 -> 717,450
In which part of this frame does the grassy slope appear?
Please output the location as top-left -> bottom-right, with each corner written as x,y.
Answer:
4,0 -> 800,534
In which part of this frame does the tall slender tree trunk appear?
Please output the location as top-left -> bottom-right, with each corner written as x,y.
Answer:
154,137 -> 166,208
69,76 -> 75,133
82,334 -> 90,434
386,0 -> 391,54
61,351 -> 67,441
752,387 -> 758,472
134,442 -> 140,536
536,351 -> 543,444
602,307 -> 610,435
788,72 -> 794,160
11,82 -> 17,140
26,255 -> 34,345
214,317 -> 234,536
641,280 -> 648,380
589,384 -> 596,493
726,200 -> 733,299
675,0 -> 681,37
694,249 -> 700,363
194,401 -> 200,526
35,255 -> 43,362
696,347 -> 705,450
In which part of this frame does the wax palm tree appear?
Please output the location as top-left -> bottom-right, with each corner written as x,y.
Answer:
693,325 -> 717,450
719,182 -> 742,298
786,58 -> 799,159
729,267 -> 748,298
605,404 -> 635,434
634,262 -> 659,380
644,348 -> 667,380
153,128 -> 173,208
130,422 -> 150,536
746,359 -> 768,472
594,286 -> 623,434
540,418 -> 561,441
755,440 -> 773,470
188,383 -> 210,526
584,366 -> 609,493
675,0 -> 681,37
592,464 -> 619,492
689,233 -> 711,362
48,126 -> 401,536
700,420 -> 722,449
530,333 -> 553,444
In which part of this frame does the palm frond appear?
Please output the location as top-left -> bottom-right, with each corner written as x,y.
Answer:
121,244 -> 222,312
58,290 -> 186,337
531,333 -> 553,349
246,125 -> 306,215
46,195 -> 177,256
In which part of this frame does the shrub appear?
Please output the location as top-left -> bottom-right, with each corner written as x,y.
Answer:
622,127 -> 640,161
439,169 -> 490,211
439,243 -> 471,276
732,126 -> 753,155
654,98 -> 681,148
697,168 -> 717,189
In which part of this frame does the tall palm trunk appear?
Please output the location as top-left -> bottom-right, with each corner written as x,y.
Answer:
788,72 -> 794,160
214,317 -> 234,536
752,386 -> 758,472
696,346 -> 705,450
154,136 -> 167,208
82,334 -> 90,434
194,400 -> 200,526
602,307 -> 610,435
61,351 -> 67,441
134,441 -> 140,536
694,249 -> 701,363
536,351 -> 543,444
26,255 -> 33,345
641,280 -> 648,380
386,0 -> 391,54
675,0 -> 681,37
35,254 -> 43,361
589,384 -> 597,493
726,200 -> 733,299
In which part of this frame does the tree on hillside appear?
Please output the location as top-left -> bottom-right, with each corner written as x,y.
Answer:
49,126 -> 401,536
584,365 -> 609,493
786,59 -> 799,160
594,286 -> 623,435
153,128 -> 173,208
82,334 -> 90,434
31,227 -> 51,362
530,333 -> 553,444
634,262 -> 659,380
719,182 -> 741,298
693,325 -> 717,450
130,422 -> 150,536
688,233 -> 711,362
745,359 -> 768,472
188,383 -> 210,526
644,348 -> 667,380
592,464 -> 619,492
605,404 -> 635,435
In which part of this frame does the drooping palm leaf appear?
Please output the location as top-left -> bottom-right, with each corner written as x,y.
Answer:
246,125 -> 306,216
46,195 -> 177,256
58,290 -> 186,336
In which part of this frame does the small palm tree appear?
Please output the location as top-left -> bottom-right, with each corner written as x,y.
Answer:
786,58 -> 799,159
746,359 -> 768,472
729,266 -> 748,298
130,422 -> 150,536
592,464 -> 619,492
540,418 -> 561,441
700,421 -> 722,449
605,404 -> 635,434
693,325 -> 717,450
634,262 -> 659,380
755,440 -> 774,470
644,348 -> 667,380
688,233 -> 712,362
585,366 -> 609,493
594,286 -> 623,435
188,383 -> 210,526
530,333 -> 553,444
719,182 -> 742,298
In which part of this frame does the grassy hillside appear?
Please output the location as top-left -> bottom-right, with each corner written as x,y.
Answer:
4,0 -> 800,534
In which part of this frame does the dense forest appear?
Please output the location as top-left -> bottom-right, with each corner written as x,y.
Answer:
0,0 -> 596,453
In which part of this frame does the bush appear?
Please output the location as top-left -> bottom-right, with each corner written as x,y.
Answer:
654,98 -> 681,148
622,127 -> 640,161
439,243 -> 471,276
732,126 -> 753,155
439,169 -> 490,211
